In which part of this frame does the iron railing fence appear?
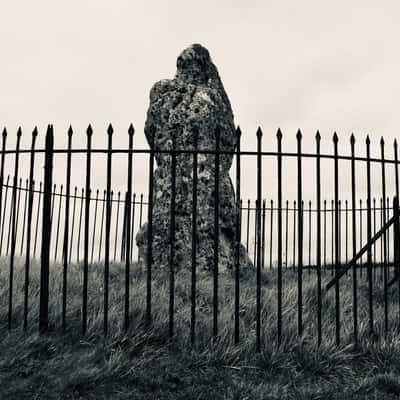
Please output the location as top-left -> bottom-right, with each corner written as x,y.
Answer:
0,178 -> 397,274
1,124 -> 400,350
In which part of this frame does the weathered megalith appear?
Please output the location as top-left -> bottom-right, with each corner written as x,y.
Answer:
136,44 -> 253,272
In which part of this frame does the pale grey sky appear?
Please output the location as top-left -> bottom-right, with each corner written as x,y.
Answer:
1,1 -> 400,200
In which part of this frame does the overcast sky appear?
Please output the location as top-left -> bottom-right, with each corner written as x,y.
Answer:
1,1 -> 400,200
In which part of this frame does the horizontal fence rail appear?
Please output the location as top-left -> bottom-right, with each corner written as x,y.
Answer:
1,125 -> 400,350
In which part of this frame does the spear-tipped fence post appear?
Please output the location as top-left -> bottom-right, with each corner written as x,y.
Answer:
350,133 -> 358,345
8,127 -> 22,330
277,128 -> 283,343
256,126 -> 263,351
192,126 -> 199,345
366,135 -> 374,335
213,125 -> 221,339
296,129 -> 303,336
124,124 -> 134,331
104,123 -> 113,336
39,125 -> 53,334
82,124 -> 93,335
169,134 -> 177,338
23,127 -> 38,330
61,125 -> 73,330
315,130 -> 322,345
381,136 -> 389,334
333,131 -> 340,345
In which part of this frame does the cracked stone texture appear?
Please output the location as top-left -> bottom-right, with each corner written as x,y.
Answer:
136,44 -> 253,272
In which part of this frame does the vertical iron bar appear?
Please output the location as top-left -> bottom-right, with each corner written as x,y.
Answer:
308,200 -> 311,268
192,126 -> 199,344
316,130 -> 322,345
296,129 -> 303,336
20,179 -> 28,256
76,188 -> 84,263
0,175 -> 10,255
130,193 -> 136,261
62,126 -> 73,330
277,128 -> 283,343
169,134 -> 177,338
381,137 -> 388,333
261,199 -> 266,269
114,191 -> 121,263
324,199 -> 327,270
54,184 -> 63,263
91,189 -> 99,264
246,199 -> 250,253
104,124 -> 113,336
33,181 -> 42,257
146,128 -> 155,326
213,126 -> 221,339
269,200 -> 273,269
98,190 -> 106,262
333,132 -> 340,346
69,187 -> 77,263
39,125 -> 53,334
82,124 -> 93,335
293,200 -> 296,269
256,127 -> 263,350
23,127 -> 38,330
350,134 -> 358,344
0,129 -> 7,255
8,128 -> 22,330
366,136 -> 374,335
125,124 -> 134,331
138,193 -> 143,263
285,200 -> 289,269
394,140 -> 400,321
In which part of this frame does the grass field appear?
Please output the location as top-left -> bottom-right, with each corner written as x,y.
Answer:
1,258 -> 400,399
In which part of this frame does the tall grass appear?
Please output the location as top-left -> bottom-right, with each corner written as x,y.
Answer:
2,258 -> 400,398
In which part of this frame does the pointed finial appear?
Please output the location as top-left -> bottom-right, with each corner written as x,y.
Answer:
87,124 -> 93,136
394,139 -> 398,148
96,189 -> 99,195
276,128 -> 283,139
68,125 -> 73,137
350,133 -> 355,144
32,126 -> 38,137
2,128 -> 7,138
296,129 -> 302,140
366,135 -> 370,145
256,126 -> 263,138
128,124 -> 135,136
315,130 -> 321,141
380,136 -> 385,147
107,123 -> 113,135
236,126 -> 242,137
45,124 -> 54,147
17,127 -> 22,137
332,131 -> 338,143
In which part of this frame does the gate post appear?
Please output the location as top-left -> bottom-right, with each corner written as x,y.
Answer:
39,125 -> 54,334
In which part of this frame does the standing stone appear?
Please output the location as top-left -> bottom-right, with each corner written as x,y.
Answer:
136,44 -> 253,272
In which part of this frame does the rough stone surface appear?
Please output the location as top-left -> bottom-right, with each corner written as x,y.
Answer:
136,44 -> 253,272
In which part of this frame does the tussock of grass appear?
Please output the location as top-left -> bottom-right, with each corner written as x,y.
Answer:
1,258 -> 400,398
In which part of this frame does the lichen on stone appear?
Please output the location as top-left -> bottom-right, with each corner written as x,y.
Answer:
136,44 -> 253,272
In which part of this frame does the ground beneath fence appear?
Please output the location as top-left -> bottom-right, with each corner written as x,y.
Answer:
2,258 -> 400,398
2,330 -> 400,399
